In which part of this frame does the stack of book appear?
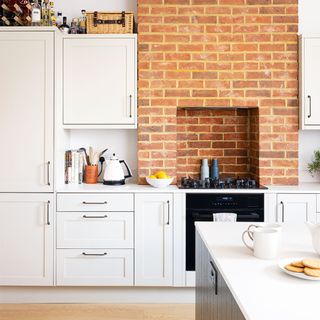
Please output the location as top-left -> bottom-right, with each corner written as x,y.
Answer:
65,149 -> 86,184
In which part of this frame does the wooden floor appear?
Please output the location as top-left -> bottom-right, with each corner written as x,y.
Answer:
0,304 -> 195,320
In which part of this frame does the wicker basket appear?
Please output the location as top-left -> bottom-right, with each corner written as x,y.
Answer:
86,11 -> 134,34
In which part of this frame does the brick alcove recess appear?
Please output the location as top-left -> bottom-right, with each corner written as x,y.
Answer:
137,0 -> 299,186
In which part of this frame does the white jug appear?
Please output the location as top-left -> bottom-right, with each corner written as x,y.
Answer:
306,222 -> 320,255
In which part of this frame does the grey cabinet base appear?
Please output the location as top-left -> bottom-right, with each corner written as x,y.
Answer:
196,232 -> 245,320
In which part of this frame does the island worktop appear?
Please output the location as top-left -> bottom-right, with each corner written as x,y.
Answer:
195,222 -> 320,320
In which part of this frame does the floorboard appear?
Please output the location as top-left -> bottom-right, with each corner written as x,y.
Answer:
0,304 -> 195,320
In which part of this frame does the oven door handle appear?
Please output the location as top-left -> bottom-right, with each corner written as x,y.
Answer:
191,212 -> 261,220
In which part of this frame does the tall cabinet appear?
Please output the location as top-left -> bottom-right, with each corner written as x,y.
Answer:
0,29 -> 55,286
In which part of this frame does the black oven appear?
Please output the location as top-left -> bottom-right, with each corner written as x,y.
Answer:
186,193 -> 264,271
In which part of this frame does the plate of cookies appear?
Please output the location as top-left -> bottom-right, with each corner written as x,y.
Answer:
279,258 -> 320,280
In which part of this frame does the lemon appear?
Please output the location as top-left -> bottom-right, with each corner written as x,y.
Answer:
165,175 -> 171,179
149,175 -> 157,179
156,171 -> 168,179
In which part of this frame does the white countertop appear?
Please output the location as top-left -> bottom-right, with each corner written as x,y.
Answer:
56,182 -> 320,193
195,222 -> 320,320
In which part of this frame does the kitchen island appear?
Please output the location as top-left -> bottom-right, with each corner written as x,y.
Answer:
195,222 -> 320,320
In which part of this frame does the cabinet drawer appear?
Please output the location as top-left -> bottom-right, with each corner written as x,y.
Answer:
56,249 -> 133,286
57,212 -> 133,248
57,193 -> 134,212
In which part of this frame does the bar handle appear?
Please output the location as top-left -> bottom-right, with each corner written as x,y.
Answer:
166,200 -> 170,225
129,94 -> 133,118
83,215 -> 108,219
46,201 -> 50,225
280,201 -> 285,223
209,261 -> 218,295
82,201 -> 108,205
307,95 -> 312,118
47,161 -> 51,186
82,252 -> 107,256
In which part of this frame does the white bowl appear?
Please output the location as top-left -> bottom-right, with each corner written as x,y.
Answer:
146,177 -> 174,188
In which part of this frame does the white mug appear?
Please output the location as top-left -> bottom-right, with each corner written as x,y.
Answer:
247,223 -> 282,240
242,228 -> 280,260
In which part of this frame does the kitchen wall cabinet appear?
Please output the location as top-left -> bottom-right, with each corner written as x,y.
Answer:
135,193 -> 173,286
196,232 -> 245,320
63,35 -> 137,129
300,36 -> 320,130
0,31 -> 54,192
276,194 -> 317,223
0,194 -> 54,286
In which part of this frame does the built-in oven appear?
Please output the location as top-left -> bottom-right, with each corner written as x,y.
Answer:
186,193 -> 264,271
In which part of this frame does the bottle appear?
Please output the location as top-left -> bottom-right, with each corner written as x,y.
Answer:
41,0 -> 48,26
70,17 -> 78,34
200,159 -> 210,181
31,0 -> 40,26
79,9 -> 86,34
211,159 -> 220,180
59,16 -> 69,34
55,10 -> 61,26
49,1 -> 55,26
16,0 -> 32,26
0,0 -> 4,26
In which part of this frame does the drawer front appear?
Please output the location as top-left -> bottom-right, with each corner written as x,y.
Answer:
56,249 -> 134,286
57,212 -> 134,248
57,193 -> 134,212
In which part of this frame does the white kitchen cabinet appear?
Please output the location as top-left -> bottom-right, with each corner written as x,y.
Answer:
0,194 -> 54,286
277,194 -> 317,223
300,36 -> 320,130
56,249 -> 133,286
0,31 -> 54,192
135,193 -> 173,286
63,35 -> 137,129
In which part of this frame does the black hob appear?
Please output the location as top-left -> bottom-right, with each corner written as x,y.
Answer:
179,177 -> 267,189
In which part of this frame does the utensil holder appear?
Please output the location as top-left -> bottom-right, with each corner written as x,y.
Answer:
84,165 -> 98,184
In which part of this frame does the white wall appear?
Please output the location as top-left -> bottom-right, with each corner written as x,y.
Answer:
299,0 -> 320,182
54,0 -> 137,21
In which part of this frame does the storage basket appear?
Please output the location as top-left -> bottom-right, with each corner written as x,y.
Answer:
86,11 -> 134,34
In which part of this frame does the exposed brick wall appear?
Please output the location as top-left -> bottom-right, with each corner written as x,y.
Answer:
137,0 -> 299,185
177,108 -> 253,179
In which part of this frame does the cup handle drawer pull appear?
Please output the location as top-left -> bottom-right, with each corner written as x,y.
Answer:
82,201 -> 108,205
83,215 -> 108,219
82,252 -> 107,256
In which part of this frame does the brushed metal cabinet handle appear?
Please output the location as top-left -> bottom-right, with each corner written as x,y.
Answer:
307,95 -> 312,118
209,260 -> 218,295
47,161 -> 51,186
82,252 -> 107,256
82,201 -> 108,205
280,201 -> 285,223
83,215 -> 108,219
129,94 -> 133,118
46,201 -> 50,225
166,200 -> 170,225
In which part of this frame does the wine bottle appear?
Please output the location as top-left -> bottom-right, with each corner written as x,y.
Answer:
59,16 -> 69,34
1,15 -> 11,25
79,9 -> 86,34
31,0 -> 40,25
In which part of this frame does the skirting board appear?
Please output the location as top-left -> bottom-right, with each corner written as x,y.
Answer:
0,287 -> 195,304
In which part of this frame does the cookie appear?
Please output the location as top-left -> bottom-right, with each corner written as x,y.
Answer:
285,264 -> 304,273
304,267 -> 320,278
302,259 -> 320,269
291,260 -> 304,268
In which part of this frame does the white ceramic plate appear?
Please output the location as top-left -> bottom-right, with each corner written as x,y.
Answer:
278,258 -> 320,281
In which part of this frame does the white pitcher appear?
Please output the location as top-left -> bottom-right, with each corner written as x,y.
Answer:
306,222 -> 320,255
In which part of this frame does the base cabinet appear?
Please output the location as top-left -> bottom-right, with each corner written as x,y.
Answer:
135,193 -> 173,286
277,194 -> 317,223
0,194 -> 54,286
196,232 -> 245,320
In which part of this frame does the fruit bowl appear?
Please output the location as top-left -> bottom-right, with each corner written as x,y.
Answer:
146,177 -> 174,188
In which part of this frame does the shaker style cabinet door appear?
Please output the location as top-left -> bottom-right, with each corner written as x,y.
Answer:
277,194 -> 317,223
63,36 -> 137,128
0,31 -> 54,192
135,193 -> 173,286
0,194 -> 54,286
300,37 -> 320,129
